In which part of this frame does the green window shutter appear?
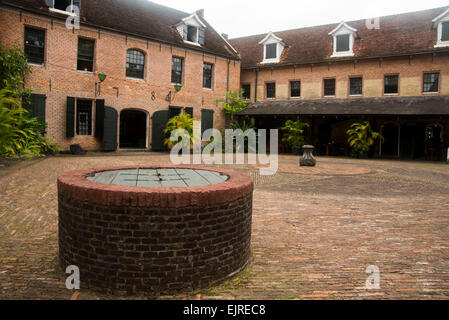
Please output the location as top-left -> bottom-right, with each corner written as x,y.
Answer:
201,109 -> 214,135
23,94 -> 46,123
442,22 -> 449,42
185,107 -> 194,118
66,97 -> 75,138
95,99 -> 105,139
198,27 -> 206,45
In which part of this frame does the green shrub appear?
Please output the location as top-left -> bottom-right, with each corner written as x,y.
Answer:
280,120 -> 310,151
164,113 -> 194,149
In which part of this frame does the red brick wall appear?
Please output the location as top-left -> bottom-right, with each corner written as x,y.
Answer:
0,7 -> 241,151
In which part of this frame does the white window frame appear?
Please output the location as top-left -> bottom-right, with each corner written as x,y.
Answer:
329,22 -> 357,58
259,32 -> 284,64
179,13 -> 206,46
433,8 -> 449,48
49,0 -> 77,17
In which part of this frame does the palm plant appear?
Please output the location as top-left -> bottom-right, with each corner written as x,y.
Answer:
0,89 -> 27,156
164,113 -> 194,149
347,121 -> 383,158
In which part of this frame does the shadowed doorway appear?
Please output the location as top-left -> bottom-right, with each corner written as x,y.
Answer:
120,110 -> 147,149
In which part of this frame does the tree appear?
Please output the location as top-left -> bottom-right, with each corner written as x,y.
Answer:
0,45 -> 32,99
218,89 -> 249,124
347,121 -> 383,158
0,45 -> 59,158
280,120 -> 310,152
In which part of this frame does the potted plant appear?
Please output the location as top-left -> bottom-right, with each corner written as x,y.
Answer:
346,121 -> 383,158
164,113 -> 194,150
280,120 -> 310,155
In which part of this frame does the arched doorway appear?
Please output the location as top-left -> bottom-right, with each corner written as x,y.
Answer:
381,123 -> 400,157
120,109 -> 148,149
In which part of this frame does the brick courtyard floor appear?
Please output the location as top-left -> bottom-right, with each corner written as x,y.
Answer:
1,153 -> 449,300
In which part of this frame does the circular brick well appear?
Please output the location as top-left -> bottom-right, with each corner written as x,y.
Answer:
58,166 -> 253,295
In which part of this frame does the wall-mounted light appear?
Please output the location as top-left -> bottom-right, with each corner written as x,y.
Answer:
166,84 -> 183,105
95,72 -> 107,96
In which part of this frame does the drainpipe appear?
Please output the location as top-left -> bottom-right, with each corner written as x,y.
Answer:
254,69 -> 259,103
226,59 -> 230,102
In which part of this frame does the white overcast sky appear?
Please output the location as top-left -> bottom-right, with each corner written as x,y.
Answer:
153,0 -> 449,38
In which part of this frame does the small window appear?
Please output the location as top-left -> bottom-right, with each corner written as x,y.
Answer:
423,73 -> 439,93
126,49 -> 145,79
266,83 -> 276,99
336,34 -> 350,52
384,75 -> 399,94
76,100 -> 92,136
265,43 -> 277,59
349,77 -> 363,96
290,81 -> 301,98
324,79 -> 336,97
187,25 -> 198,43
242,84 -> 251,100
442,21 -> 449,42
203,63 -> 213,89
24,27 -> 45,65
77,38 -> 94,72
171,57 -> 183,85
50,0 -> 80,13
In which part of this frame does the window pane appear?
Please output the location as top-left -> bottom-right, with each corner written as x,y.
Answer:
336,34 -> 350,52
203,63 -> 213,89
324,79 -> 336,96
290,81 -> 301,97
350,77 -> 362,95
266,83 -> 276,98
77,38 -> 94,72
242,85 -> 251,100
24,27 -> 45,65
76,100 -> 92,136
171,57 -> 183,84
265,43 -> 277,59
126,49 -> 145,79
384,75 -> 399,94
53,0 -> 72,11
423,73 -> 439,93
442,22 -> 449,42
187,25 -> 198,43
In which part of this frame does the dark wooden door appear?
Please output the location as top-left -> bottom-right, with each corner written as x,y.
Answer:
152,110 -> 169,151
102,106 -> 118,152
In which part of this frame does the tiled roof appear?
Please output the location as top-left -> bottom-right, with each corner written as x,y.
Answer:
229,7 -> 449,69
0,0 -> 239,60
238,96 -> 449,116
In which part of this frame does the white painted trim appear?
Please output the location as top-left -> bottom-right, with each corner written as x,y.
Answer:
182,13 -> 206,28
183,40 -> 201,46
432,7 -> 449,24
259,31 -> 283,45
328,21 -> 358,36
435,20 -> 449,47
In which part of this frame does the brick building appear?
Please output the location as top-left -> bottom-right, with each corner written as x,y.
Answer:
0,0 -> 241,151
230,7 -> 449,161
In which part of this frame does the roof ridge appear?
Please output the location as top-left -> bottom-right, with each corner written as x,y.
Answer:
229,6 -> 448,41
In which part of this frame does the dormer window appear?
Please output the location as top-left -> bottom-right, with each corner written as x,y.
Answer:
329,22 -> 357,58
259,32 -> 284,64
176,12 -> 206,46
47,0 -> 80,16
433,8 -> 449,48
